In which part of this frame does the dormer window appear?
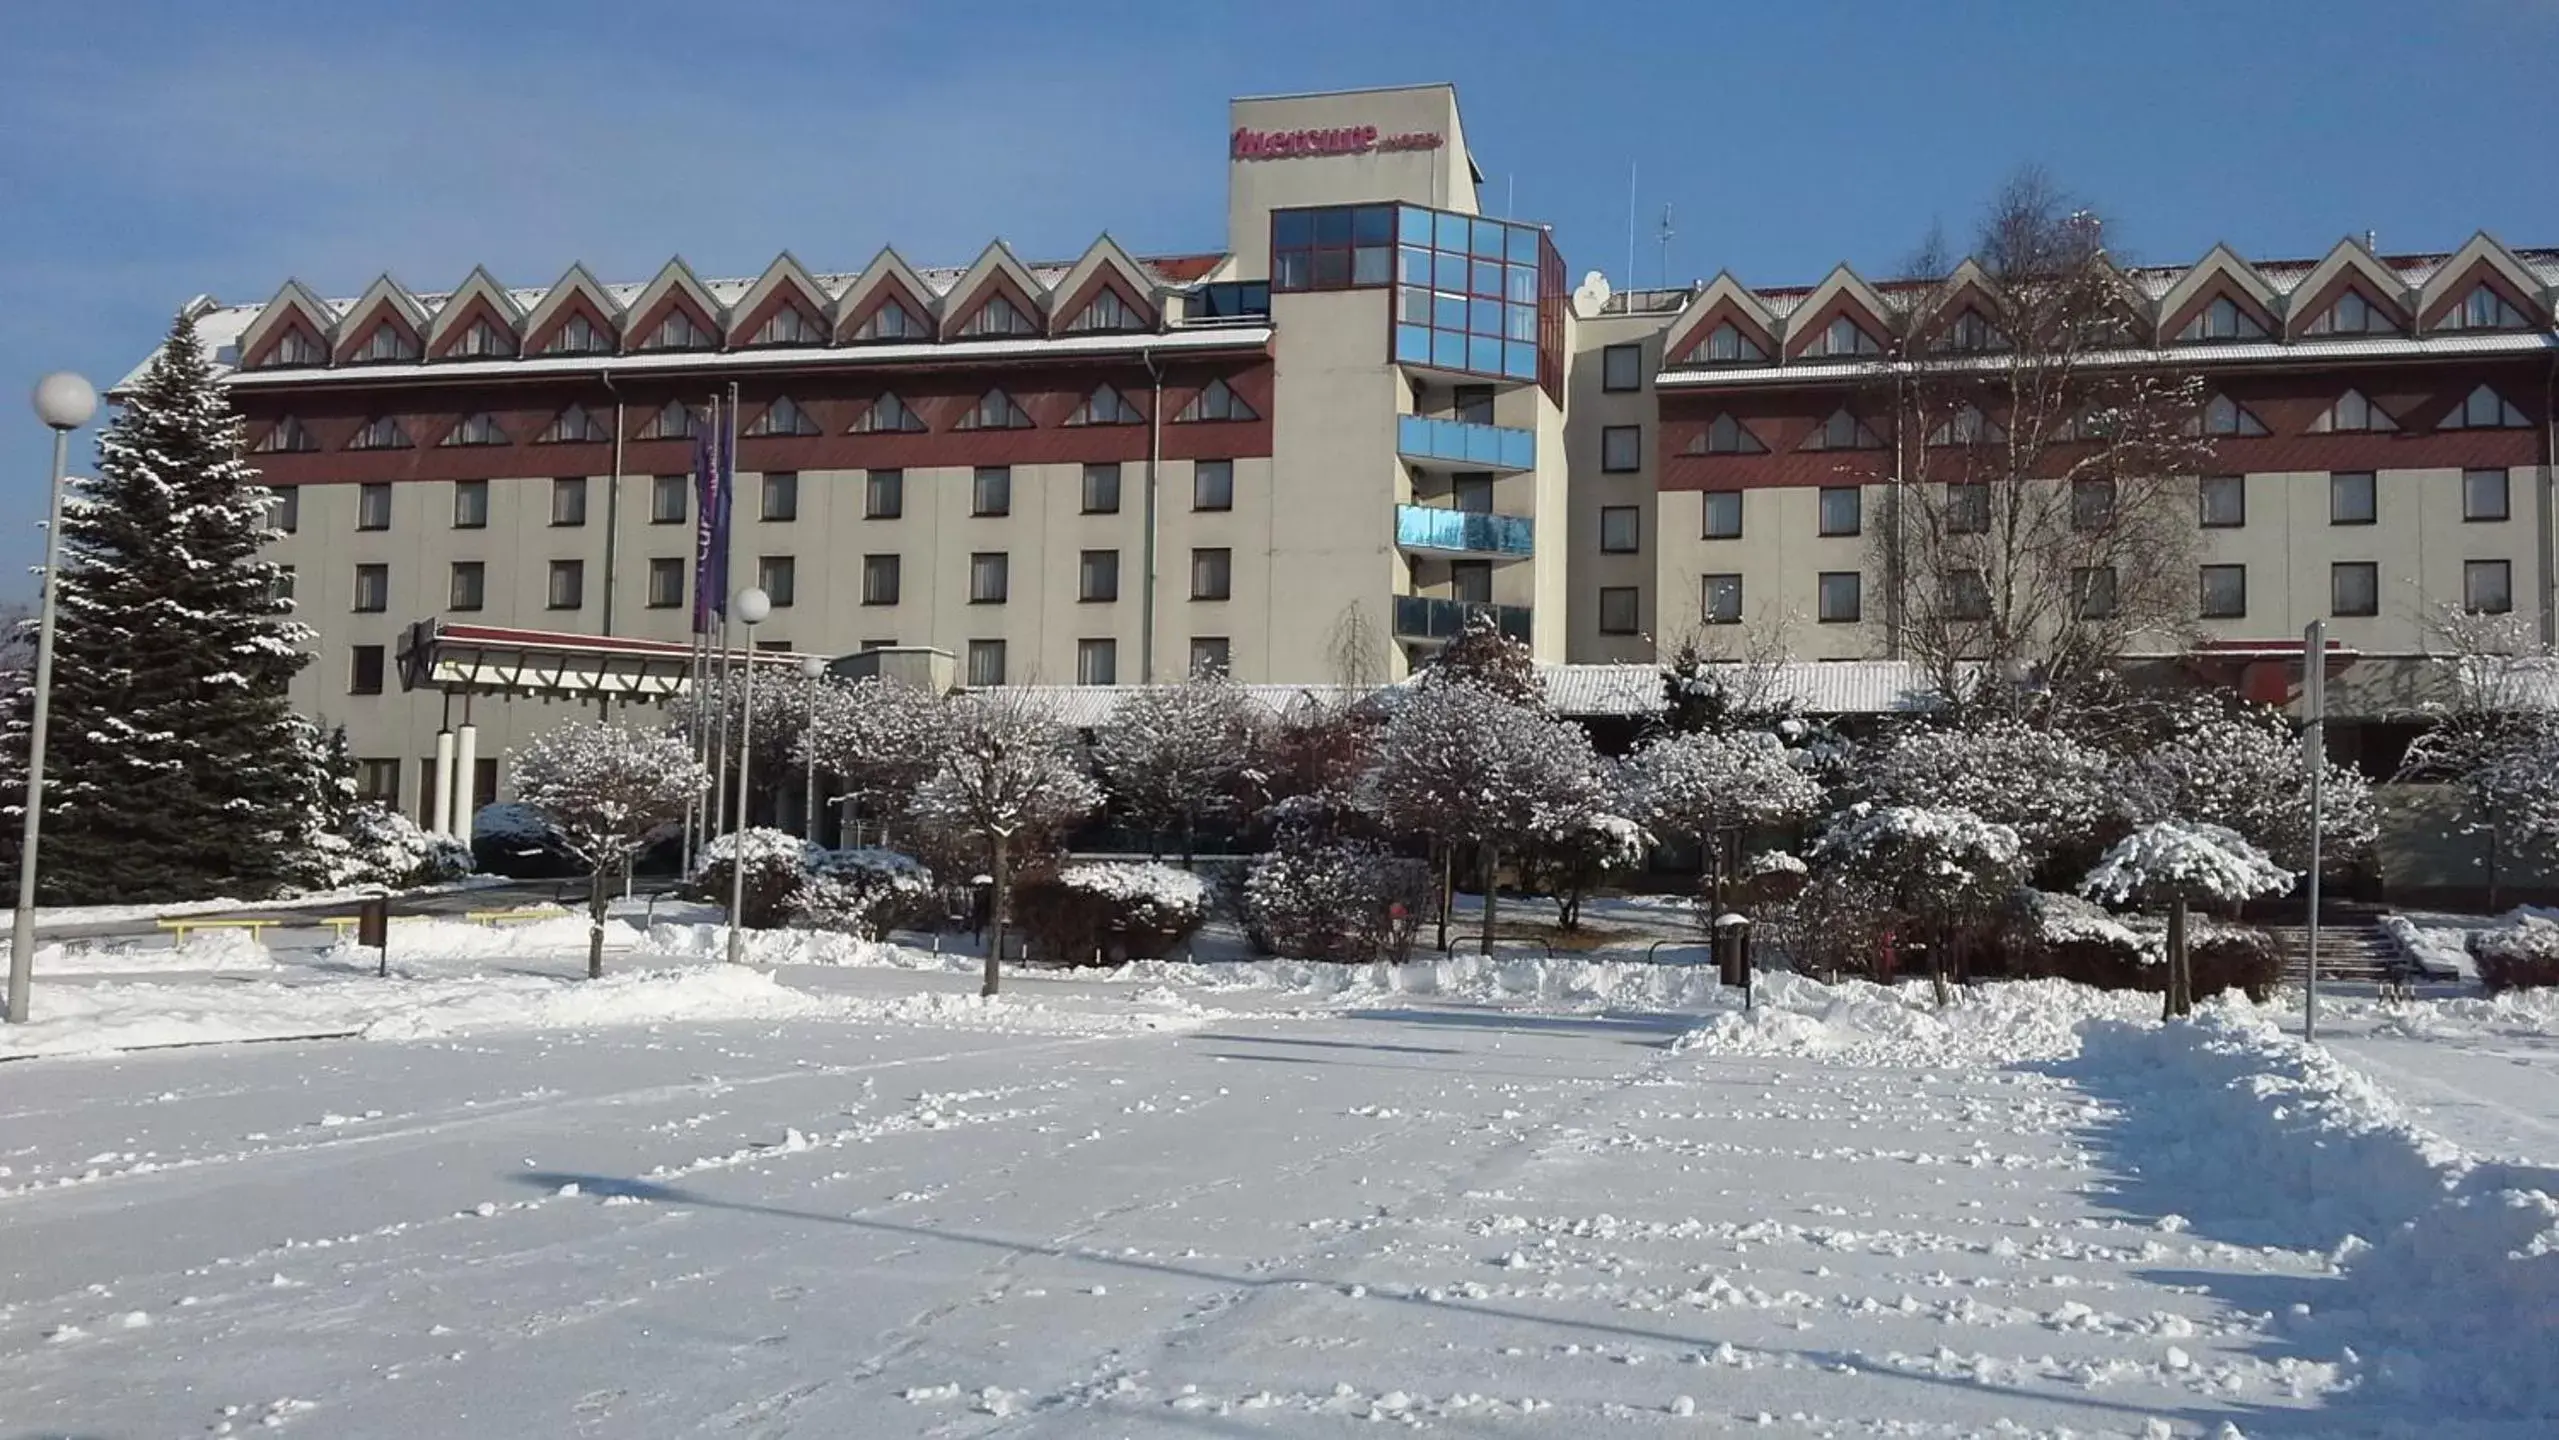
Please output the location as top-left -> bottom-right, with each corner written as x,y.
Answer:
1066,288 -> 1144,333
454,317 -> 515,358
752,305 -> 825,347
850,393 -> 927,434
544,312 -> 612,355
642,400 -> 702,439
250,416 -> 319,454
539,404 -> 611,444
2442,285 -> 2530,331
2438,385 -> 2530,430
1068,384 -> 1143,426
745,396 -> 821,437
956,388 -> 1032,431
1177,378 -> 1257,423
1927,405 -> 2007,446
1698,321 -> 1768,364
266,328 -> 325,368
960,293 -> 1036,338
354,323 -> 420,364
641,308 -> 716,351
1802,408 -> 1885,451
441,413 -> 508,447
1808,315 -> 1882,358
2178,295 -> 2269,343
348,415 -> 412,450
1944,310 -> 2005,352
2192,393 -> 2270,437
2309,390 -> 2397,433
2307,289 -> 2393,335
852,299 -> 924,342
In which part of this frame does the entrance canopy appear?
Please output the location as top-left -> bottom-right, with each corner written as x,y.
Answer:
396,620 -> 821,700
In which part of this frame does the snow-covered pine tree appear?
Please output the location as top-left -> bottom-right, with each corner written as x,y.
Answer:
1,311 -> 318,903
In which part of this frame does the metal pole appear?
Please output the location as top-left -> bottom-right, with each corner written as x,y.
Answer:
7,429 -> 73,1024
726,634 -> 757,967
2304,619 -> 2325,1042
711,624 -> 733,835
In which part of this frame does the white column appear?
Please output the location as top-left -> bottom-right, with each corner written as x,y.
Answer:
431,730 -> 457,837
451,724 -> 479,840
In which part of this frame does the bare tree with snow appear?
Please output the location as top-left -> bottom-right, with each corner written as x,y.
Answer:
1622,729 -> 1822,918
2082,820 -> 2292,1018
513,722 -> 712,979
802,676 -> 950,847
910,691 -> 1101,996
2396,603 -> 2559,909
1093,672 -> 1261,863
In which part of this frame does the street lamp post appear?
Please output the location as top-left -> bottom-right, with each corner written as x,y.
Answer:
724,587 -> 770,967
8,372 -> 99,1025
797,654 -> 825,846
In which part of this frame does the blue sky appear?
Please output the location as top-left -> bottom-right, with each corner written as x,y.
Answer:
4,0 -> 2554,589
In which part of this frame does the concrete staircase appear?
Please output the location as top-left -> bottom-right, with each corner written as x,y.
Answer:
2265,919 -> 2407,985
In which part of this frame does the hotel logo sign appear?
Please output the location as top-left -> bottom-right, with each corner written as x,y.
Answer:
1231,126 -> 1444,161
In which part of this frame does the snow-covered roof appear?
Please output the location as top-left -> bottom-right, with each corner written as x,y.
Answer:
1657,329 -> 2556,389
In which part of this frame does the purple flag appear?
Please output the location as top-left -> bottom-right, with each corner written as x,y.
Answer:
690,411 -> 722,634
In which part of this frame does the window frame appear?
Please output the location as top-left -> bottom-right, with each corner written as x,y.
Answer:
2070,477 -> 2116,533
1701,490 -> 1743,540
645,557 -> 685,609
1818,486 -> 1862,538
1597,585 -> 1641,635
352,562 -> 390,614
968,551 -> 1009,605
1191,547 -> 1233,602
349,644 -> 386,696
356,483 -> 392,532
447,560 -> 485,613
547,558 -> 585,611
1192,459 -> 1234,512
1701,573 -> 1744,626
1600,424 -> 1642,473
1076,638 -> 1118,686
865,468 -> 904,520
2199,563 -> 2248,619
966,639 -> 1007,688
861,553 -> 901,607
972,466 -> 1012,517
1079,548 -> 1120,603
1081,462 -> 1122,515
449,479 -> 487,529
2328,471 -> 2377,527
550,476 -> 589,527
759,471 -> 799,523
650,474 -> 688,525
1817,570 -> 1862,624
757,555 -> 796,608
2465,558 -> 2514,615
2463,468 -> 2510,523
1188,637 -> 1231,677
1600,344 -> 1643,393
2330,561 -> 2380,618
2198,475 -> 2246,528
1598,505 -> 1641,553
2072,565 -> 2119,620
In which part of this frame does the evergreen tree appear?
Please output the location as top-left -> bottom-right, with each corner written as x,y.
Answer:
1,311 -> 319,902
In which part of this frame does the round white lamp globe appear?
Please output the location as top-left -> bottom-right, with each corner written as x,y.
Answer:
798,655 -> 826,679
733,587 -> 772,626
32,372 -> 98,431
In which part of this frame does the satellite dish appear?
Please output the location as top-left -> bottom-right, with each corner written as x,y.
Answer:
1571,270 -> 1612,319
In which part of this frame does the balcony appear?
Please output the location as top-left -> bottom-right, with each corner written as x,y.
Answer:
1396,414 -> 1535,474
1392,595 -> 1532,645
1394,503 -> 1534,558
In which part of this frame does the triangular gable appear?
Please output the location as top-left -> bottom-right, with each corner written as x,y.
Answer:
2188,392 -> 2271,437
538,403 -> 612,444
249,415 -> 320,453
727,252 -> 834,349
2307,388 -> 2398,433
744,395 -> 823,437
1662,273 -> 1778,367
520,262 -> 626,356
330,274 -> 429,365
1909,259 -> 2005,352
1067,383 -> 1145,426
1048,235 -> 1162,335
2283,237 -> 2413,338
833,247 -> 940,343
1681,414 -> 1769,455
625,257 -> 725,351
425,266 -> 525,358
1176,377 -> 1259,422
1779,264 -> 1893,360
848,392 -> 929,434
638,399 -> 703,440
2416,233 -> 2548,330
940,240 -> 1050,341
236,279 -> 337,370
954,387 -> 1035,431
2156,244 -> 2280,342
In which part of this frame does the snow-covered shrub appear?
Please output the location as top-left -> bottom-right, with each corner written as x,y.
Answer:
472,802 -> 584,879
1740,848 -> 1810,905
1011,862 -> 1212,966
1810,803 -> 2027,1000
687,828 -> 823,930
2081,819 -> 2294,908
2007,888 -> 2276,1000
335,805 -> 472,889
2469,915 -> 2559,992
788,848 -> 933,940
1244,838 -> 1432,964
1863,720 -> 2118,872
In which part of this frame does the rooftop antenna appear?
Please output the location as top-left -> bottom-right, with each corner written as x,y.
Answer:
1626,162 -> 1638,292
1657,204 -> 1677,292
2364,229 -> 2378,253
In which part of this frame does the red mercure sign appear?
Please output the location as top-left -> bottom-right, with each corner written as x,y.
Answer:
1231,126 -> 1444,161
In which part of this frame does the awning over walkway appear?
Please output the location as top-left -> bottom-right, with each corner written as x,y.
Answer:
395,620 -> 821,700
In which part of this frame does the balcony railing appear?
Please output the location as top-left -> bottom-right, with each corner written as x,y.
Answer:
1394,504 -> 1534,557
1392,595 -> 1532,644
1396,413 -> 1535,472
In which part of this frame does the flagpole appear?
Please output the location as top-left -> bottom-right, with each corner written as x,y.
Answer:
708,390 -> 735,837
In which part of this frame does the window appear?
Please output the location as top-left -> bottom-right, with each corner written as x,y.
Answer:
957,388 -> 1032,430
1598,586 -> 1640,634
651,475 -> 687,524
454,315 -> 515,357
1947,569 -> 1991,622
2331,562 -> 2379,617
1452,474 -> 1494,513
2308,289 -> 2393,335
539,403 -> 609,444
355,759 -> 401,802
2439,385 -> 2531,430
355,322 -> 420,363
1067,288 -> 1143,333
646,557 -> 685,608
1701,573 -> 1743,625
270,486 -> 300,534
1189,637 -> 1230,676
357,483 -> 392,531
1450,385 -> 1496,426
2464,468 -> 2510,522
851,392 -> 928,433
447,479 -> 488,529
2196,393 -> 2270,437
1818,571 -> 1862,623
760,471 -> 798,522
1069,384 -> 1143,426
1192,459 -> 1234,511
2199,475 -> 2246,528
865,469 -> 904,519
1077,638 -> 1118,685
969,552 -> 1009,604
756,556 -> 794,607
1602,344 -> 1643,392
2329,471 -> 2376,525
1271,202 -> 1398,293
966,640 -> 1007,687
1601,425 -> 1642,472
1191,547 -> 1232,601
1696,322 -> 1767,365
267,328 -> 324,367
972,466 -> 1012,516
1082,463 -> 1122,515
2200,564 -> 2247,619
2311,390 -> 2397,433
1818,486 -> 1861,537
2178,294 -> 2269,342
1382,204 -> 1549,383
349,415 -> 411,450
1692,414 -> 1766,455
747,397 -> 821,438
1943,310 -> 2004,352
252,416 -> 319,454
851,298 -> 925,342
1803,408 -> 1885,451
272,565 -> 295,605
2466,559 -> 2513,614
1080,549 -> 1120,602
861,554 -> 900,606
353,563 -> 389,613
1927,406 -> 2007,447
542,312 -> 611,356
2072,566 -> 2118,620
448,561 -> 484,612
751,305 -> 824,348
1809,314 -> 1882,358
2071,478 -> 2116,532
643,401 -> 700,440
349,645 -> 385,695
1701,491 -> 1742,540
2444,285 -> 2529,331
960,293 -> 1036,337
1189,282 -> 1271,321
1946,483 -> 1991,535
551,476 -> 588,526
548,559 -> 584,610
1451,561 -> 1492,604
1177,378 -> 1258,422
1599,506 -> 1641,553
641,307 -> 714,351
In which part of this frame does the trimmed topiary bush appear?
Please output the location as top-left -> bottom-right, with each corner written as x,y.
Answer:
1244,838 -> 1431,964
1013,862 -> 1211,966
687,828 -> 823,929
2470,916 -> 2559,992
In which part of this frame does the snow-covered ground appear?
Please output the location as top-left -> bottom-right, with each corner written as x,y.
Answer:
2,928 -> 2554,1436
